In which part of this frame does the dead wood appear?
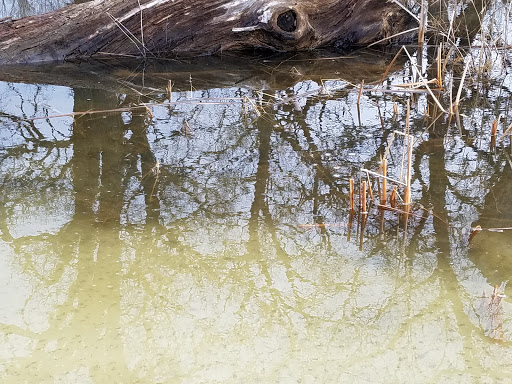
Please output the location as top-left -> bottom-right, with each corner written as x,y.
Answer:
0,0 -> 415,64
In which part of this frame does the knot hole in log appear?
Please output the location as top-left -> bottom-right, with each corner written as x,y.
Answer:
269,7 -> 310,44
277,10 -> 297,33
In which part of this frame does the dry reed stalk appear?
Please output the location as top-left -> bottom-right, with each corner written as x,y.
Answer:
403,100 -> 413,211
379,206 -> 385,239
361,180 -> 368,214
468,225 -> 482,242
361,169 -> 405,186
390,186 -> 398,208
381,158 -> 388,205
449,77 -> 454,114
347,211 -> 354,242
106,11 -> 151,58
371,88 -> 432,94
298,224 -> 347,228
499,122 -> 512,141
166,80 -> 173,101
244,96 -> 262,116
454,59 -> 470,112
394,79 -> 438,88
491,118 -> 498,136
403,186 -> 411,212
367,27 -> 419,48
389,0 -> 420,22
23,98 -> 246,122
447,5 -> 457,42
357,80 -> 364,106
436,43 -> 443,89
490,118 -> 499,150
377,46 -> 404,86
393,102 -> 399,116
366,173 -> 375,202
359,213 -> 368,251
140,160 -> 161,201
403,47 -> 447,113
349,177 -> 355,213
149,160 -> 160,199
418,0 -> 426,46
503,148 -> 512,169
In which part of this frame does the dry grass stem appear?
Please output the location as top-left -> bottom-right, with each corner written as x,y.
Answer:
361,168 -> 406,186
349,178 -> 355,213
381,158 -> 388,205
166,80 -> 173,101
436,43 -> 443,88
403,47 -> 447,113
361,180 -> 368,214
454,59 -> 470,111
357,80 -> 364,106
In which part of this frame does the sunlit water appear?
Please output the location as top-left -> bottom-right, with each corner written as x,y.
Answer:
1,1 -> 512,383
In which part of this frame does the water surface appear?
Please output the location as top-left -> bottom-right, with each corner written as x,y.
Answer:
1,2 -> 512,383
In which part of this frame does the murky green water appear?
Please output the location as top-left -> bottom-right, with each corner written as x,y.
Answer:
1,1 -> 512,383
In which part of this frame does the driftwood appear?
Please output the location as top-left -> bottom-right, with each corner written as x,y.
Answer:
0,0 -> 416,64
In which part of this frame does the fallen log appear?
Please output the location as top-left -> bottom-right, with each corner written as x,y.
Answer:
0,0 -> 416,64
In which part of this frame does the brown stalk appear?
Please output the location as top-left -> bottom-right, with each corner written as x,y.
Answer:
366,173 -> 375,202
390,186 -> 398,208
490,118 -> 498,149
357,79 -> 364,106
361,180 -> 367,215
436,42 -> 443,89
418,0 -> 426,46
166,80 -> 173,101
359,213 -> 367,251
403,100 -> 413,211
349,177 -> 355,213
381,158 -> 388,205
453,59 -> 470,112
377,46 -> 404,86
347,210 -> 354,242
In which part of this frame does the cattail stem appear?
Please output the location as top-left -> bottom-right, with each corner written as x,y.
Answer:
361,180 -> 367,214
381,158 -> 387,205
491,118 -> 498,150
349,178 -> 355,213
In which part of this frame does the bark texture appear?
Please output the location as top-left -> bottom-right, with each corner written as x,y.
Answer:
0,0 -> 416,64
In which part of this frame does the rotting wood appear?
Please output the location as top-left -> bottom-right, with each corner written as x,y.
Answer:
0,0 -> 416,64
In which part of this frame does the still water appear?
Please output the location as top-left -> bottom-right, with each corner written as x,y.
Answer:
0,51 -> 511,383
1,2 -> 512,381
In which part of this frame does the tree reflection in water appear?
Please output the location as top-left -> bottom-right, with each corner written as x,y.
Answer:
0,52 -> 511,383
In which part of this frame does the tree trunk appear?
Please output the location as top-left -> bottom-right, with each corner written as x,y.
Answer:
0,0 -> 415,64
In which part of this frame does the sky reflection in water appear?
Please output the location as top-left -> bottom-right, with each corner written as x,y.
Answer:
0,50 -> 511,383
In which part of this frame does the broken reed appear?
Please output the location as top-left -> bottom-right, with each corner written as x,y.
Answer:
491,117 -> 498,149
349,128 -> 414,218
